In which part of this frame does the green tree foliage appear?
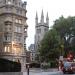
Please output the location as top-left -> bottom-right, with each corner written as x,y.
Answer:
39,29 -> 61,62
53,16 -> 75,54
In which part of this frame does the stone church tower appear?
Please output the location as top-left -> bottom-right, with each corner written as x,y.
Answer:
35,10 -> 49,52
0,0 -> 28,71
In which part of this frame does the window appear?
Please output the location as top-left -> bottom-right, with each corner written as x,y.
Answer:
4,46 -> 10,52
20,10 -> 22,14
16,9 -> 19,14
4,34 -> 11,42
15,26 -> 17,32
19,19 -> 22,24
44,28 -> 48,32
15,26 -> 22,33
17,36 -> 21,41
37,29 -> 41,33
15,19 -> 18,23
6,7 -> 12,12
8,36 -> 11,41
15,19 -> 22,24
5,46 -> 7,52
5,35 -> 7,40
5,25 -> 11,32
14,35 -> 22,43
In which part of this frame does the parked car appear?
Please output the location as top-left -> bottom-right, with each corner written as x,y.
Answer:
63,62 -> 75,74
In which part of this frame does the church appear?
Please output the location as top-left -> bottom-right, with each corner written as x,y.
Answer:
29,10 -> 49,62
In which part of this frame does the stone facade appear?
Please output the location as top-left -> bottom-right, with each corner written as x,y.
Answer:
0,0 -> 28,71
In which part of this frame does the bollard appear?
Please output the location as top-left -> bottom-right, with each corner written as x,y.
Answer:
27,65 -> 29,75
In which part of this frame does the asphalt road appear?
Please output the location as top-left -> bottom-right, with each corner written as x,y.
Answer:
23,68 -> 75,75
23,71 -> 75,75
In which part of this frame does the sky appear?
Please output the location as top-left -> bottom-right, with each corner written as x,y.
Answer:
22,0 -> 75,49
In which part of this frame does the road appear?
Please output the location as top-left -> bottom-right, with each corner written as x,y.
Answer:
23,69 -> 75,75
23,71 -> 75,75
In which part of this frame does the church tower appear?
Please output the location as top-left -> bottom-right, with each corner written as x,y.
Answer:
35,10 -> 49,52
0,0 -> 28,71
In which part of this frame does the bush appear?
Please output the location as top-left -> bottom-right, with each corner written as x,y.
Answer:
41,62 -> 51,69
50,61 -> 58,68
28,62 -> 40,68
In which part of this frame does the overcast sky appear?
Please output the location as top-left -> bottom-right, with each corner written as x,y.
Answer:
22,0 -> 75,49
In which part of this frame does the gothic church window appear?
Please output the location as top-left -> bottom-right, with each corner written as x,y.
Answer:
44,28 -> 48,32
0,1 -> 2,4
37,29 -> 41,33
13,0 -> 15,3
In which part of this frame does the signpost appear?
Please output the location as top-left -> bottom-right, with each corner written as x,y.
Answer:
59,56 -> 63,61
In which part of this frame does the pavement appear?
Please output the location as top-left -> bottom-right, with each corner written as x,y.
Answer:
27,68 -> 58,72
23,71 -> 62,75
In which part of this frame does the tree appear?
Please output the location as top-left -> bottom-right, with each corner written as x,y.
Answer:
53,16 -> 75,55
39,29 -> 61,62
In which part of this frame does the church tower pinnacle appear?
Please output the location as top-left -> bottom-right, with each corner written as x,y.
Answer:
40,10 -> 44,24
35,12 -> 38,25
46,12 -> 49,25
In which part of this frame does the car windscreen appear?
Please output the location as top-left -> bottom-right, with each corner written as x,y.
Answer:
64,62 -> 71,68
